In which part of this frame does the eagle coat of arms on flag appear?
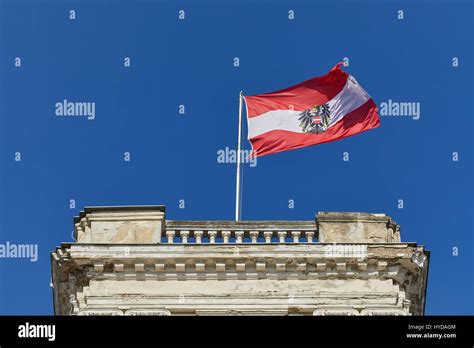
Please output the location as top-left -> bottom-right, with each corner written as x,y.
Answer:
298,103 -> 331,134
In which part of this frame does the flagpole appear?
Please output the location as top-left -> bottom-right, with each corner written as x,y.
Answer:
235,91 -> 243,221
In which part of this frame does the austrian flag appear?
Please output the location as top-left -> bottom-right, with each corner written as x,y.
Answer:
244,63 -> 380,157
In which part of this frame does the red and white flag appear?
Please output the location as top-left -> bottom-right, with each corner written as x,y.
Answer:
244,63 -> 380,157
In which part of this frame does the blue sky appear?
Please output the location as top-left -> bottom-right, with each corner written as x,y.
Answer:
0,0 -> 472,314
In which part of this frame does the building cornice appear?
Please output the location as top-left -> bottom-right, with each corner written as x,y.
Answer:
52,243 -> 429,316
52,206 -> 429,316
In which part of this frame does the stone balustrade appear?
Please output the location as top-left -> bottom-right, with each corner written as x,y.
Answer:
162,228 -> 316,244
72,206 -> 400,244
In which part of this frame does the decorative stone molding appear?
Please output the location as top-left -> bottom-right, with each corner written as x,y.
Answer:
195,309 -> 289,316
51,243 -> 429,316
359,308 -> 408,316
313,307 -> 410,316
51,207 -> 429,316
125,309 -> 171,316
77,310 -> 123,316
313,308 -> 361,316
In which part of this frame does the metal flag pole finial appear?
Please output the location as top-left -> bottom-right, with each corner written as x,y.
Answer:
235,91 -> 244,221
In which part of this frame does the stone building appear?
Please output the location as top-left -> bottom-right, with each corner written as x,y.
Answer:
50,206 -> 429,316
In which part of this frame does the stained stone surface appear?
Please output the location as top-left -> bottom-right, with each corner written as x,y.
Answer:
74,206 -> 165,243
317,212 -> 401,243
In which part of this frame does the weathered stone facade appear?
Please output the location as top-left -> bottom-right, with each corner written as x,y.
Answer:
51,206 -> 429,316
